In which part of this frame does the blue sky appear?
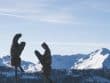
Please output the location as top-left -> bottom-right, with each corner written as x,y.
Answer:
0,0 -> 110,63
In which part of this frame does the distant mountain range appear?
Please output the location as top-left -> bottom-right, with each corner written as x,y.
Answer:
0,48 -> 110,72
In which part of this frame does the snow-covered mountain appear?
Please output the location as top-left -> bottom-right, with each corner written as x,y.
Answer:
73,48 -> 110,70
0,55 -> 42,72
52,48 -> 110,70
0,54 -> 86,72
52,54 -> 86,69
1,48 -> 110,72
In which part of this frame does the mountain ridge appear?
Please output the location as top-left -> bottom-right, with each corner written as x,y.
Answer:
73,48 -> 110,69
0,48 -> 110,72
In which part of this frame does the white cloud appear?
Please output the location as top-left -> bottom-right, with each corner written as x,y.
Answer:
0,0 -> 78,24
0,8 -> 75,24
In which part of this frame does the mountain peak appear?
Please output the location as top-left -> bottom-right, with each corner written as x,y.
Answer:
100,48 -> 110,55
73,48 -> 110,70
90,48 -> 110,56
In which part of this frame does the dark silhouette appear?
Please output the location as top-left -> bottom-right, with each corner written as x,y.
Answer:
35,42 -> 52,83
11,33 -> 25,72
10,33 -> 26,83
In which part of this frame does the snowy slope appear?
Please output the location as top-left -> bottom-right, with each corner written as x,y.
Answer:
73,48 -> 110,69
52,54 -> 86,69
0,55 -> 42,72
1,48 -> 110,72
0,54 -> 86,71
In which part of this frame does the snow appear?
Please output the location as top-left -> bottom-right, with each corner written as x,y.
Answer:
52,54 -> 86,69
1,48 -> 110,72
24,63 -> 42,73
0,55 -> 42,73
73,48 -> 110,69
1,48 -> 110,82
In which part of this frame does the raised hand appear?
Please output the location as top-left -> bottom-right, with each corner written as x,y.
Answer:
35,50 -> 44,65
35,42 -> 52,80
10,33 -> 26,72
